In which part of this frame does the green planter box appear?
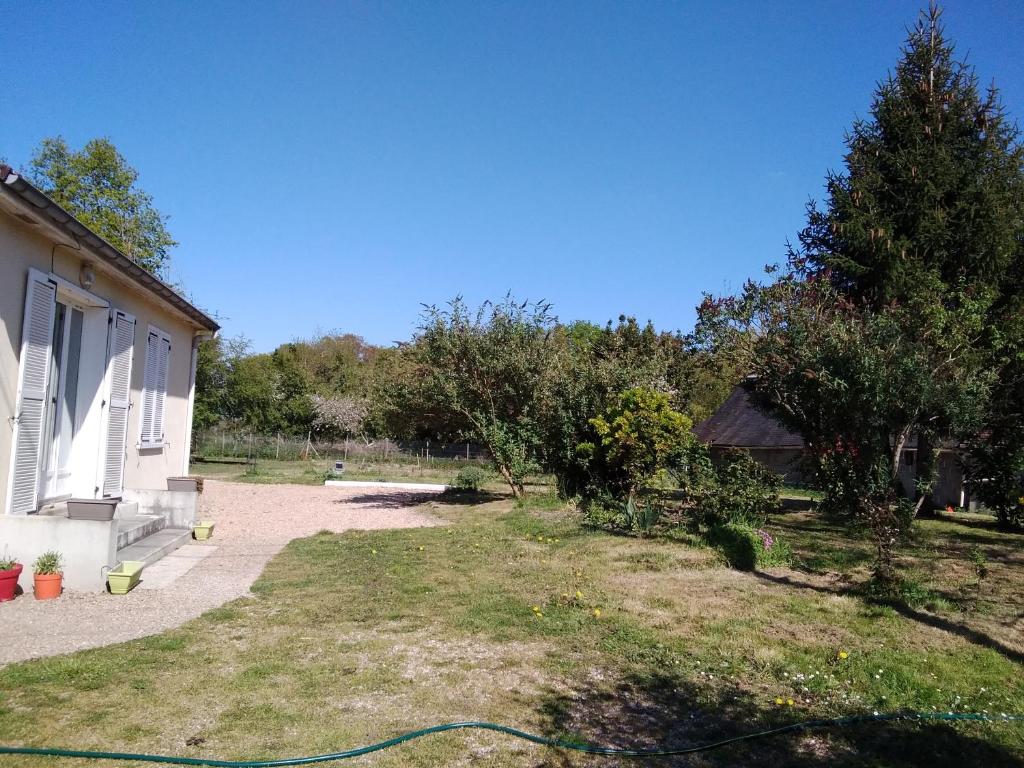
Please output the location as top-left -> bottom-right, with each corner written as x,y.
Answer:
193,521 -> 215,540
107,561 -> 144,594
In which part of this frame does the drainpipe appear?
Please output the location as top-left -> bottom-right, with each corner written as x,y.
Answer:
182,330 -> 216,475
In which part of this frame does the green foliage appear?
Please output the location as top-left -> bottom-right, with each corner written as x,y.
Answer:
538,318 -> 693,499
694,448 -> 782,528
624,495 -> 663,536
582,387 -> 693,499
375,295 -> 556,497
32,551 -> 63,575
693,7 -> 1024,584
707,523 -> 791,571
28,137 -> 176,277
0,557 -> 18,571
449,465 -> 490,493
195,333 -> 380,437
193,337 -> 230,433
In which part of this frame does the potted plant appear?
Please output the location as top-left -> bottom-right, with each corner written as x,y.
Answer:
0,556 -> 22,602
193,520 -> 215,540
32,551 -> 63,600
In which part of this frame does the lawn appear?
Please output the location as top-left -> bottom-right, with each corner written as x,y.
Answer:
0,488 -> 1021,767
190,455 -> 484,488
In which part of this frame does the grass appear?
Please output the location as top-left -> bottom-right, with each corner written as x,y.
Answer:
0,484 -> 1021,766
190,455 -> 491,488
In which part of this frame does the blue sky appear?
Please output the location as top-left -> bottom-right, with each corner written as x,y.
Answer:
3,1 -> 1022,351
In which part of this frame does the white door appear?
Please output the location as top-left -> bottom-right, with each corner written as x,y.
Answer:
39,301 -> 86,501
6,271 -> 57,514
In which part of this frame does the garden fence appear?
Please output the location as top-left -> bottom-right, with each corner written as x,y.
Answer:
193,428 -> 490,464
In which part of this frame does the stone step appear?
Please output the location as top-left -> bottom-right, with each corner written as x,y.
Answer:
115,528 -> 193,568
116,515 -> 165,549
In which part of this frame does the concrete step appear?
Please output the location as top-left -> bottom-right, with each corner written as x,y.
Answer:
115,528 -> 193,568
114,500 -> 140,518
116,515 -> 165,549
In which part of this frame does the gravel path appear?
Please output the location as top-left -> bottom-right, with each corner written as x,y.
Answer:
0,480 -> 442,665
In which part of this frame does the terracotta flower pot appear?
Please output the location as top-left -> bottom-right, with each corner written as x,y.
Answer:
33,573 -> 62,600
0,564 -> 23,602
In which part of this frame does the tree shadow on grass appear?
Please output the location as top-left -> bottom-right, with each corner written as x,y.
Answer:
532,669 -> 1022,767
883,602 -> 1024,666
335,491 -> 444,509
750,570 -> 1024,666
336,490 -> 506,510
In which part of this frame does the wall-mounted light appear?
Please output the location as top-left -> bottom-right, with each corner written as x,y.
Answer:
79,263 -> 96,290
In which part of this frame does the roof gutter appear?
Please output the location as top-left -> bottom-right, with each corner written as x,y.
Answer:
0,164 -> 219,332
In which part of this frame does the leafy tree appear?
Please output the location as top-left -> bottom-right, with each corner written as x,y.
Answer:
697,271 -> 992,586
193,337 -> 230,433
28,137 -> 177,276
968,347 -> 1024,528
697,4 -> 1024,583
387,295 -> 556,497
538,317 -> 689,498
310,395 -> 370,440
578,388 -> 692,501
224,351 -> 283,434
788,3 -> 1024,515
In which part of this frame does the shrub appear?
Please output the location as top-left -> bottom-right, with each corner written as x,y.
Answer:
708,523 -> 791,571
450,465 -> 491,493
33,551 -> 63,575
693,448 -> 782,528
583,388 -> 693,499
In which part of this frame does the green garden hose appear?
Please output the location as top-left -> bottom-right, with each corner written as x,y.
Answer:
0,712 -> 1020,766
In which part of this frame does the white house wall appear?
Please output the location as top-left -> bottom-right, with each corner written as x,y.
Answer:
0,211 -> 202,507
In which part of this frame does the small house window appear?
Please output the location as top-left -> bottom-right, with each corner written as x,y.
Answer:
903,451 -> 915,466
140,326 -> 171,447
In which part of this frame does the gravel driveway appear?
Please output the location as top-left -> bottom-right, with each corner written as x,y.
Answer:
0,481 -> 441,665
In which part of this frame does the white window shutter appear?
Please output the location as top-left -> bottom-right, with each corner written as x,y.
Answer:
7,271 -> 57,514
140,327 -> 170,446
102,311 -> 135,497
154,335 -> 170,443
140,332 -> 158,444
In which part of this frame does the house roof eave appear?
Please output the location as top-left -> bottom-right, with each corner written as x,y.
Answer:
0,164 -> 219,333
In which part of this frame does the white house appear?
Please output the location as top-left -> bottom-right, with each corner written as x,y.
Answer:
0,163 -> 219,591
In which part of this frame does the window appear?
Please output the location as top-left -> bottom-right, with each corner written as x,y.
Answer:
903,450 -> 915,467
140,326 -> 171,447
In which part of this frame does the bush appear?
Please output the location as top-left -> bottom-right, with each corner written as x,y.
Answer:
32,550 -> 63,575
450,465 -> 491,493
707,523 -> 791,570
693,448 -> 782,528
582,388 -> 693,499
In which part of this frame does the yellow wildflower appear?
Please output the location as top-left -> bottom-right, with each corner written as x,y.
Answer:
575,590 -> 583,600
838,651 -> 849,660
593,608 -> 602,618
775,697 -> 784,705
787,699 -> 794,706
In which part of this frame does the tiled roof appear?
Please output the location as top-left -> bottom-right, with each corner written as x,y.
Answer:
694,385 -> 805,449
